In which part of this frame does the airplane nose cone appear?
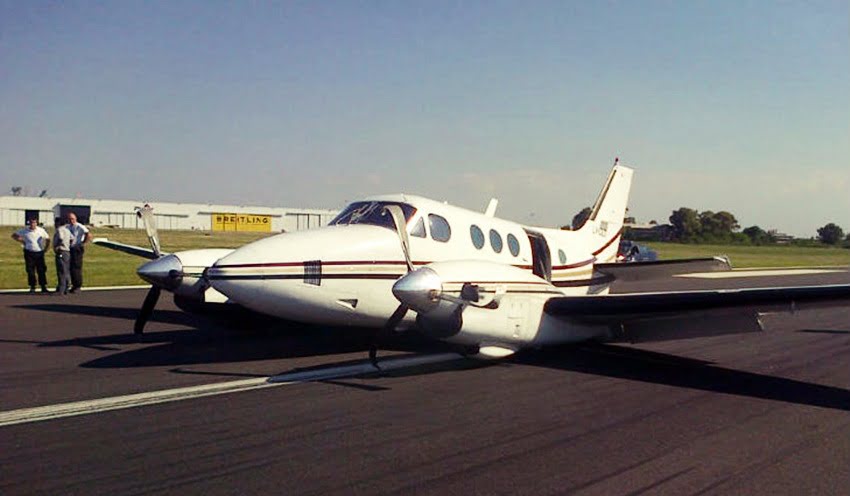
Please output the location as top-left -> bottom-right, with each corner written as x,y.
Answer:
392,267 -> 442,313
137,254 -> 183,290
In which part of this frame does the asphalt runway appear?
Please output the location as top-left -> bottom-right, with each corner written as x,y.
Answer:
1,271 -> 849,495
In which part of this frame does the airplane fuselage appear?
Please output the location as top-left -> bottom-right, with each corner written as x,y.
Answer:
209,194 -> 623,332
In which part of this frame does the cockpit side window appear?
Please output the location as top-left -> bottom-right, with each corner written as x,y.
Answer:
329,201 -> 417,231
429,214 -> 451,242
410,217 -> 426,238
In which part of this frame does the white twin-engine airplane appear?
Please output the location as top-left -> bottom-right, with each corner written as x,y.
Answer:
96,161 -> 850,362
206,161 -> 849,360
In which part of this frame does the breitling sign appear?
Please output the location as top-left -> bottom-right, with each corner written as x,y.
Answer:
211,213 -> 272,232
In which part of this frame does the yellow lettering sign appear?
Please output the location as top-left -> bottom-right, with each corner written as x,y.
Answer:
211,213 -> 272,232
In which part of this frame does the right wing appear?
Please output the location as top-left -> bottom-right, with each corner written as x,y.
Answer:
92,238 -> 161,260
544,283 -> 850,343
594,257 -> 731,282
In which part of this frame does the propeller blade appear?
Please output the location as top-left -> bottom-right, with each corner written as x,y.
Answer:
370,303 -> 409,367
385,302 -> 410,332
135,205 -> 162,258
371,205 -> 414,366
384,204 -> 413,273
134,286 -> 162,336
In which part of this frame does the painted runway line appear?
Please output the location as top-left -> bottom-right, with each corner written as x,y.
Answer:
0,353 -> 464,428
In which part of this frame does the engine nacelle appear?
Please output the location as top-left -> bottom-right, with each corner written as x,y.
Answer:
172,248 -> 234,299
137,248 -> 233,300
393,260 -> 561,350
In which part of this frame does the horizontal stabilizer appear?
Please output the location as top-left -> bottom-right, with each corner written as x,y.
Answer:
93,238 -> 161,260
595,257 -> 731,282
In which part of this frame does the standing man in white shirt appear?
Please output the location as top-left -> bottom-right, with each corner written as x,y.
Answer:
11,218 -> 50,293
67,212 -> 92,293
53,217 -> 72,295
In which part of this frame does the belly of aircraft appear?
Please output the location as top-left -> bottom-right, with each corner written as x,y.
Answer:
236,278 -> 406,327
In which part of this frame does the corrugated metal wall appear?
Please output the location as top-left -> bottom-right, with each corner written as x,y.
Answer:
0,196 -> 338,231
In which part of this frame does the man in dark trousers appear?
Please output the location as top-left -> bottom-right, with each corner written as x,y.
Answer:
11,218 -> 50,293
67,212 -> 92,293
53,217 -> 72,295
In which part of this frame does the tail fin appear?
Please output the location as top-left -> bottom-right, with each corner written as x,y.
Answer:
579,161 -> 634,262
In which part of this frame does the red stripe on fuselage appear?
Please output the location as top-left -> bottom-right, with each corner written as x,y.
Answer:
592,229 -> 623,257
216,260 -> 535,270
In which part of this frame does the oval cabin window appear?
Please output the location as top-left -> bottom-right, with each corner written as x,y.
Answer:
470,225 -> 485,249
489,229 -> 503,253
507,234 -> 520,257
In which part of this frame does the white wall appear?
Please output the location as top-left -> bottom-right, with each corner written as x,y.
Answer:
0,196 -> 338,231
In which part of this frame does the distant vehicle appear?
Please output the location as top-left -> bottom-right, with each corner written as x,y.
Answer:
617,240 -> 658,262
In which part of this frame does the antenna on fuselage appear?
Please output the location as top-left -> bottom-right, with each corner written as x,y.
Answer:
484,198 -> 498,217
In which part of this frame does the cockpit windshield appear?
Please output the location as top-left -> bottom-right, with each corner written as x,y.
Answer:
329,201 -> 417,231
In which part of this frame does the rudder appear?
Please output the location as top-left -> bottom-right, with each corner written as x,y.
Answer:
579,161 -> 634,262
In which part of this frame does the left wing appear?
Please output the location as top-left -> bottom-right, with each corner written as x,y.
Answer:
92,238 -> 161,260
91,205 -> 164,260
545,284 -> 850,343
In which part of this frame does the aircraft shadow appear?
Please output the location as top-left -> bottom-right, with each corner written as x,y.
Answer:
12,302 -> 322,335
797,329 -> 850,335
11,301 -> 453,367
512,343 -> 850,412
13,303 -> 849,410
71,328 -> 453,369
12,303 -> 195,327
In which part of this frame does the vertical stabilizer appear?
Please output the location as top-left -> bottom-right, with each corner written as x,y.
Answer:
579,161 -> 633,262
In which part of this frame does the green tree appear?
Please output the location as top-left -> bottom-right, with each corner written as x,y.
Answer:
714,211 -> 740,232
817,223 -> 844,245
695,210 -> 740,242
572,207 -> 592,230
742,225 -> 774,245
669,207 -> 701,241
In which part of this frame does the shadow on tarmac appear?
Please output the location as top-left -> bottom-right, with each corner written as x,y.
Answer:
8,301 -> 461,367
25,312 -> 457,369
512,343 -> 850,412
797,328 -> 850,335
12,302 -> 192,327
9,302 -> 850,411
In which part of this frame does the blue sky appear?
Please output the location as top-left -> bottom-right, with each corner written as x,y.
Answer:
1,1 -> 847,236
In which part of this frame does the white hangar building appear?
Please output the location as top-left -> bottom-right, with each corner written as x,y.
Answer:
0,196 -> 339,233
